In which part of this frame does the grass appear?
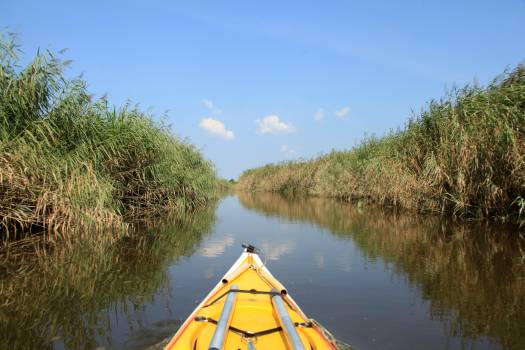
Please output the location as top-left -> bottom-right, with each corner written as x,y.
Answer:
237,65 -> 525,225
0,34 -> 218,243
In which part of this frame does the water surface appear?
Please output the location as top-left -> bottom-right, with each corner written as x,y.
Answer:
1,193 -> 524,350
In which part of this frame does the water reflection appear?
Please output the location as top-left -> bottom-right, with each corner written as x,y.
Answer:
259,240 -> 296,261
0,204 -> 217,350
2,193 -> 525,350
200,234 -> 235,258
237,191 -> 525,350
336,254 -> 352,272
313,251 -> 325,269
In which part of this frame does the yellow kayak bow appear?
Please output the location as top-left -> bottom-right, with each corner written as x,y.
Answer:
165,244 -> 340,350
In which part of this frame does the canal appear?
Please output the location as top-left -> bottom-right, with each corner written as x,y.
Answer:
2,193 -> 524,349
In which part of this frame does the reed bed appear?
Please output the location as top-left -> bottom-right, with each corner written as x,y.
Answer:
0,34 -> 217,243
237,66 -> 525,225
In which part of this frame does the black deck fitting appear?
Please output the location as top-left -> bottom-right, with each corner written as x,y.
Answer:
241,243 -> 257,253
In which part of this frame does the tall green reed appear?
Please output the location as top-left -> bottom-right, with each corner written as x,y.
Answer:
0,33 -> 218,243
237,65 -> 525,225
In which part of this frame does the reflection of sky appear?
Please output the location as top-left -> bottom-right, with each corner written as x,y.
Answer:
313,251 -> 324,269
204,265 -> 215,279
200,234 -> 235,258
259,240 -> 295,261
337,254 -> 351,272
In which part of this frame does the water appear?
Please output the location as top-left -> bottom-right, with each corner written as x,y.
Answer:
1,193 -> 524,350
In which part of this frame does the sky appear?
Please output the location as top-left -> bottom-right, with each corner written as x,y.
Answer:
2,1 -> 524,179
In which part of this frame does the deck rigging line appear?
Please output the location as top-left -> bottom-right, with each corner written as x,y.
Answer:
202,288 -> 281,308
194,316 -> 312,338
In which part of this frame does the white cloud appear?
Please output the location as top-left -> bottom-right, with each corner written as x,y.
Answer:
280,144 -> 296,157
199,117 -> 235,140
335,106 -> 351,119
314,108 -> 325,122
256,115 -> 296,134
201,99 -> 222,114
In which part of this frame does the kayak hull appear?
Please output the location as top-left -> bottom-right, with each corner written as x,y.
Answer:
165,250 -> 338,350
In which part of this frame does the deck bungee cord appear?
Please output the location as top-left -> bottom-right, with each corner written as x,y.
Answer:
194,316 -> 312,339
202,289 -> 293,309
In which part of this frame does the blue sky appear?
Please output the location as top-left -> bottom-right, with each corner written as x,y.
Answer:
2,1 -> 524,179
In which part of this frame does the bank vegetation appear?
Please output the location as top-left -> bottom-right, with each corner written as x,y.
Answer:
0,35 -> 217,244
238,66 -> 525,225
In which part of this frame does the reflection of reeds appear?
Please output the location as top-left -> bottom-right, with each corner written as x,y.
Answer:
237,192 -> 525,349
0,203 -> 217,350
237,66 -> 525,225
0,34 -> 217,243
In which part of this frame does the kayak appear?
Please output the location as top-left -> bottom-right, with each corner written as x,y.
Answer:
165,244 -> 344,350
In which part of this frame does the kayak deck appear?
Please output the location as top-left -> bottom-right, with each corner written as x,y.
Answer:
165,248 -> 337,349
